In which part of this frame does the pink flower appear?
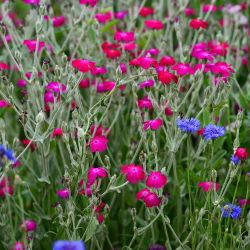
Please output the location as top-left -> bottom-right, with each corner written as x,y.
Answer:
158,71 -> 178,84
96,81 -> 116,93
17,79 -> 27,88
87,167 -> 108,185
0,186 -> 14,196
0,62 -> 9,70
91,67 -> 107,75
90,124 -> 109,136
138,96 -> 153,110
79,0 -> 99,7
145,20 -> 164,30
95,12 -> 112,23
114,32 -> 134,43
45,82 -> 67,92
114,11 -> 128,19
242,56 -> 248,65
79,78 -> 90,88
142,119 -> 163,130
52,16 -> 66,27
44,92 -> 55,103
137,56 -> 158,69
103,49 -> 121,59
12,242 -> 27,250
138,80 -> 154,88
234,148 -> 249,159
90,136 -> 108,152
190,19 -> 208,29
236,197 -> 250,207
78,180 -> 92,196
202,4 -> 217,12
57,188 -> 70,198
20,219 -> 37,232
198,181 -> 220,192
146,171 -> 167,189
97,214 -> 104,223
159,56 -> 176,66
23,40 -> 45,52
145,48 -> 159,56
185,8 -> 196,16
165,106 -> 173,116
51,128 -> 63,137
171,63 -> 191,76
121,164 -> 146,184
143,192 -> 161,207
139,7 -> 154,17
12,160 -> 21,168
72,59 -> 96,73
210,62 -> 235,77
136,188 -> 151,200
22,0 -> 40,4
0,100 -> 10,108
119,63 -> 127,74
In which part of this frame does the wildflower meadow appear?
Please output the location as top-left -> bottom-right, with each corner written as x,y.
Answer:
0,0 -> 250,249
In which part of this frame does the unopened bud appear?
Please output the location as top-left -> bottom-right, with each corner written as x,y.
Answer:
35,111 -> 45,123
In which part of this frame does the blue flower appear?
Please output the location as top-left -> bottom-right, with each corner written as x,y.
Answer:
231,155 -> 240,165
203,124 -> 225,140
53,241 -> 85,250
0,144 -> 16,164
177,118 -> 200,133
221,204 -> 241,219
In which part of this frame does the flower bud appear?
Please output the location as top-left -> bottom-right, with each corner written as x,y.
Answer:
35,111 -> 45,123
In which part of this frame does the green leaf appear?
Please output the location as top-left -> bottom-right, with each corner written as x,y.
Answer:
101,20 -> 119,33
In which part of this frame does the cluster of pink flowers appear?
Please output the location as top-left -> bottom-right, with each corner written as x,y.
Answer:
0,177 -> 13,197
121,164 -> 167,208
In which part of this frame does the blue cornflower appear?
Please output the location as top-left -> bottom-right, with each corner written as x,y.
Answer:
53,241 -> 85,250
221,204 -> 241,219
231,155 -> 240,165
177,118 -> 200,133
0,145 -> 16,165
203,124 -> 225,140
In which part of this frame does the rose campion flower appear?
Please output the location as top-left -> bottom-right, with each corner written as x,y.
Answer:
23,40 -> 45,52
158,71 -> 178,84
52,16 -> 66,27
198,181 -> 220,192
51,128 -> 63,137
17,79 -> 27,88
119,63 -> 127,74
234,148 -> 249,159
0,62 -> 9,70
57,188 -> 70,198
202,4 -> 217,12
87,167 -> 107,185
13,242 -> 27,250
95,12 -> 112,23
114,11 -> 128,19
159,56 -> 176,66
146,171 -> 167,189
138,96 -> 153,110
145,20 -> 164,30
142,119 -> 163,130
90,124 -> 109,136
210,62 -> 235,77
45,82 -> 67,92
137,56 -> 158,69
22,0 -> 40,4
185,8 -> 196,16
171,63 -> 191,76
190,19 -> 208,29
103,49 -> 122,59
44,92 -> 55,103
96,81 -> 116,93
136,188 -> 151,200
236,197 -> 250,207
0,186 -> 14,196
97,214 -> 104,223
138,80 -> 154,88
72,59 -> 96,73
90,136 -> 108,152
139,7 -> 154,17
91,67 -> 107,75
21,140 -> 36,152
20,219 -> 37,232
0,100 -> 11,108
114,32 -> 135,43
143,192 -> 161,207
79,78 -> 90,88
121,164 -> 146,184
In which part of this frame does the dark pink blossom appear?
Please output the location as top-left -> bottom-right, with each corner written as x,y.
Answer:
202,4 -> 217,12
72,59 -> 96,73
90,136 -> 108,152
146,171 -> 167,188
0,62 -> 9,70
114,32 -> 134,43
138,80 -> 154,88
185,8 -> 196,16
23,40 -> 45,52
121,164 -> 146,184
158,71 -> 178,84
57,188 -> 69,198
198,181 -> 220,192
79,0 -> 99,6
210,62 -> 235,77
143,192 -> 161,207
51,128 -> 63,137
119,63 -> 127,74
136,188 -> 151,200
79,78 -> 90,88
114,11 -> 128,19
145,20 -> 164,30
96,81 -> 116,93
45,82 -> 67,92
95,12 -> 112,23
52,16 -> 66,27
190,19 -> 208,29
142,119 -> 163,130
90,124 -> 109,136
138,96 -> 153,110
87,167 -> 108,185
171,63 -> 191,76
20,219 -> 37,232
159,56 -> 176,66
139,7 -> 154,17
13,242 -> 27,250
17,79 -> 27,88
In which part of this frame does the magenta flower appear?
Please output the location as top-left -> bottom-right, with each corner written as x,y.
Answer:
146,171 -> 167,189
51,128 -> 63,137
57,188 -> 70,198
114,11 -> 128,19
79,78 -> 90,88
210,62 -> 235,77
90,136 -> 108,152
45,82 -> 67,92
236,197 -> 250,207
121,164 -> 146,184
136,188 -> 152,200
20,219 -> 37,232
137,56 -> 158,69
138,96 -> 153,110
23,40 -> 45,52
17,79 -> 27,88
185,8 -> 196,16
44,92 -> 55,103
79,0 -> 99,6
119,63 -> 127,74
145,20 -> 164,30
143,192 -> 161,207
0,100 -> 10,108
13,242 -> 27,250
87,167 -> 108,185
0,62 -> 9,70
138,80 -> 154,88
159,56 -> 176,66
198,181 -> 220,192
72,59 -> 96,73
96,81 -> 116,93
202,4 -> 217,12
95,12 -> 112,23
22,0 -> 40,4
52,16 -> 66,27
142,119 -> 163,130
190,19 -> 208,29
171,63 -> 191,76
91,67 -> 107,75
114,32 -> 134,43
0,186 -> 14,197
